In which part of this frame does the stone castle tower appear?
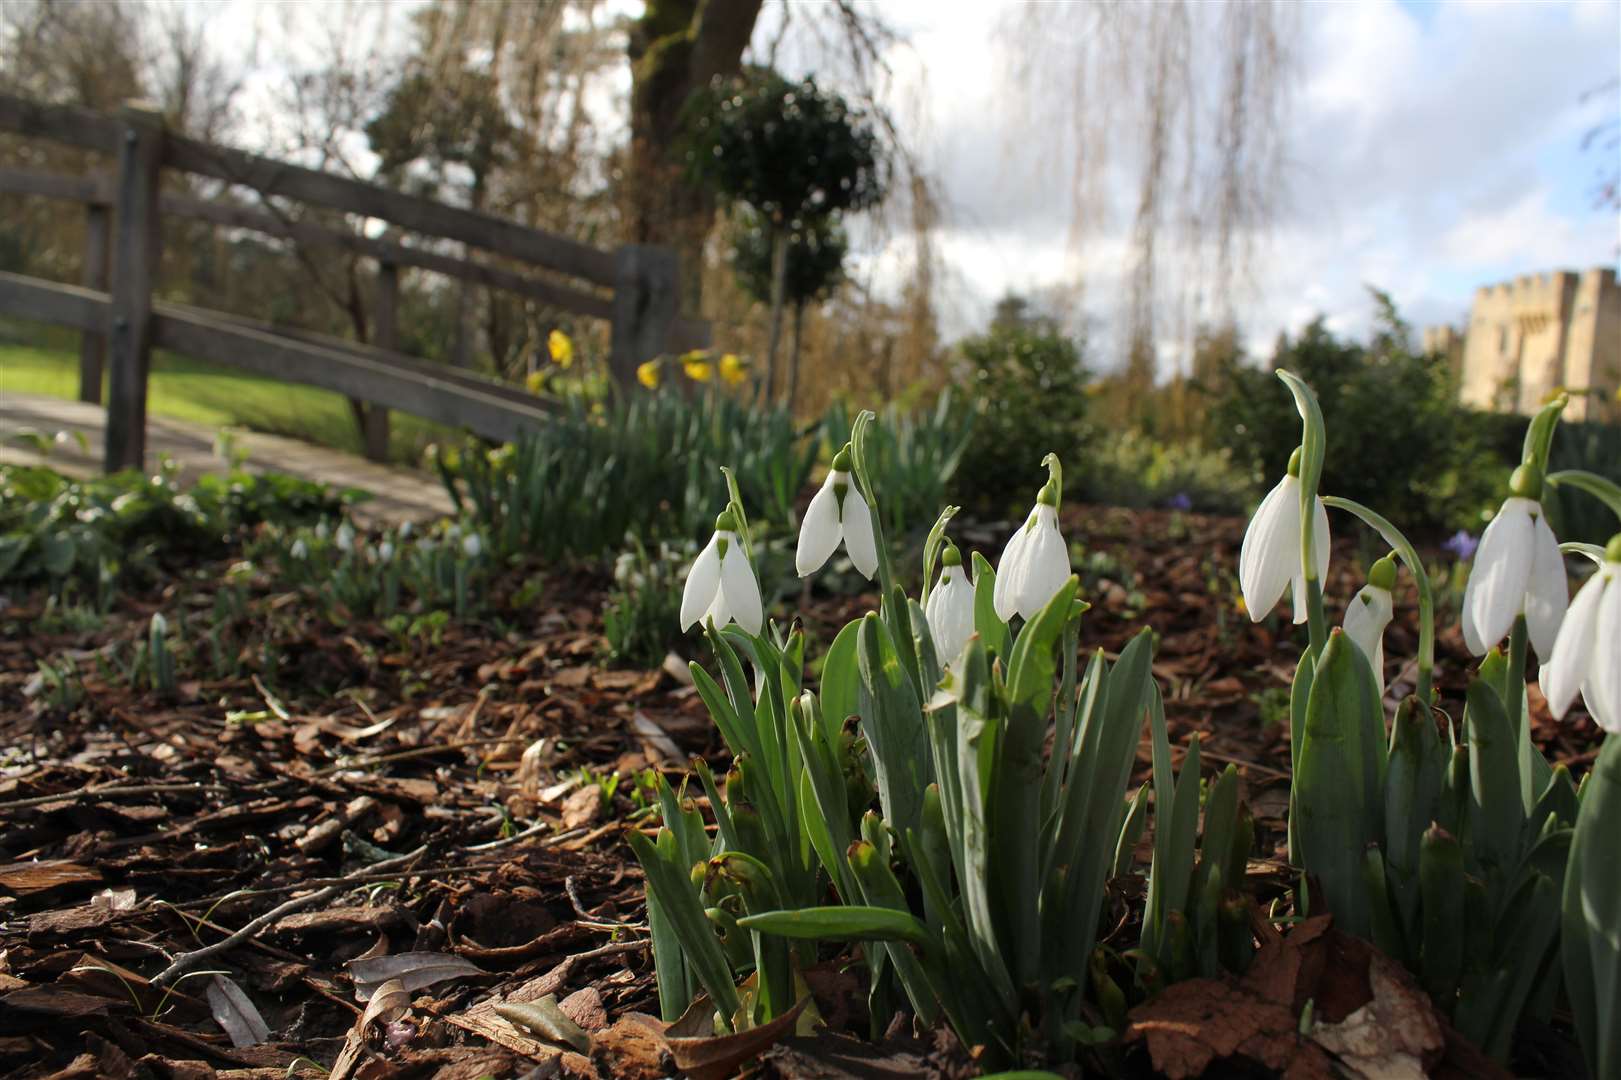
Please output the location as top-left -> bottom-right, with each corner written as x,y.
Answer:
1423,267 -> 1619,422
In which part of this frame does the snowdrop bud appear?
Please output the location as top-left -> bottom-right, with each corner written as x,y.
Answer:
994,483 -> 1071,622
796,444 -> 878,579
399,521 -> 414,540
462,533 -> 482,558
1461,494 -> 1566,659
335,522 -> 355,553
925,543 -> 975,666
1539,534 -> 1620,733
314,521 -> 329,541
377,541 -> 395,563
290,538 -> 308,560
680,509 -> 763,635
1343,555 -> 1397,697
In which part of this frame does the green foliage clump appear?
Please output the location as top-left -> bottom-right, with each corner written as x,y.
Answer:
434,392 -> 815,562
602,538 -> 691,668
952,313 -> 1090,517
1207,295 -> 1497,532
0,460 -> 355,596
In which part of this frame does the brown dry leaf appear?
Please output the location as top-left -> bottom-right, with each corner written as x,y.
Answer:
347,951 -> 488,1001
560,786 -> 602,830
206,974 -> 272,1048
665,995 -> 811,1080
1310,951 -> 1442,1079
1126,975 -> 1333,1080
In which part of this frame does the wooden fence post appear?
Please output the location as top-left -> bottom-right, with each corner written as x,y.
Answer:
78,191 -> 111,404
361,260 -> 398,462
104,102 -> 164,473
609,245 -> 679,387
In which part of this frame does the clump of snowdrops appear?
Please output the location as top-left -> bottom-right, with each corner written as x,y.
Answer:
633,373 -> 1621,1075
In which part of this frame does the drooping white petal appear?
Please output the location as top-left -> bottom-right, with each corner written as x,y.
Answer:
1343,584 -> 1393,697
1016,506 -> 1071,619
1541,566 -> 1606,718
680,534 -> 723,630
1522,510 -> 1568,661
720,542 -> 763,635
1463,497 -> 1537,653
1287,497 -> 1332,625
1588,566 -> 1621,732
926,565 -> 975,666
840,486 -> 879,580
796,477 -> 843,576
1240,476 -> 1300,622
994,518 -> 1032,622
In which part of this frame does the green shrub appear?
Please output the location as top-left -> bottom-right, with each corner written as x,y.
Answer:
1078,430 -> 1252,514
1207,300 -> 1497,533
952,321 -> 1090,517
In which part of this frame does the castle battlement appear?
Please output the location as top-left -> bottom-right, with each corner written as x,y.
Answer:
1429,266 -> 1618,422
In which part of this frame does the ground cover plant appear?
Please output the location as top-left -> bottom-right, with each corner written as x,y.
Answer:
2,372 -> 1617,1079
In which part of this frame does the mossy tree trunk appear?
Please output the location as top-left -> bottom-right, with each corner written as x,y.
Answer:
626,0 -> 763,311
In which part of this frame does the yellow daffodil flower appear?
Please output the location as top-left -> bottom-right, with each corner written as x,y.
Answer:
684,358 -> 715,382
548,329 -> 574,368
637,360 -> 661,389
719,353 -> 746,385
525,370 -> 545,394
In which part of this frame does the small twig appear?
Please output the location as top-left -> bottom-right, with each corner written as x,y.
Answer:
465,820 -> 551,852
149,845 -> 427,986
0,783 -> 231,813
312,737 -> 520,777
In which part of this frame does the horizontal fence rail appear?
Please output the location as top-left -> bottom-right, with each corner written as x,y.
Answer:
0,93 -> 709,470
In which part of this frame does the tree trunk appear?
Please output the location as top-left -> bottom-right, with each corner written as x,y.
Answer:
786,301 -> 805,414
764,224 -> 788,401
626,0 -> 763,310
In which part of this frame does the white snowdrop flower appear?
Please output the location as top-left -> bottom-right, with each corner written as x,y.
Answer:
1239,454 -> 1330,624
290,538 -> 309,560
796,446 -> 878,579
1539,537 -> 1621,733
925,544 -> 975,666
335,522 -> 356,553
994,483 -> 1070,622
399,521 -> 414,540
680,510 -> 763,635
377,541 -> 395,563
1461,469 -> 1568,659
1343,555 -> 1397,697
462,533 -> 483,558
314,521 -> 329,541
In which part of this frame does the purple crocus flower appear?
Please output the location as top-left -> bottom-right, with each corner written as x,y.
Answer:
1167,492 -> 1193,512
1443,529 -> 1479,561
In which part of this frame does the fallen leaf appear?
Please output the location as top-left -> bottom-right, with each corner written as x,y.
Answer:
630,711 -> 682,765
347,951 -> 488,1001
665,995 -> 811,1080
495,994 -> 591,1054
206,973 -> 271,1048
560,786 -> 602,830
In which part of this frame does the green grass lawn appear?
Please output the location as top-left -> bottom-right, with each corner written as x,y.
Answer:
0,329 -> 456,465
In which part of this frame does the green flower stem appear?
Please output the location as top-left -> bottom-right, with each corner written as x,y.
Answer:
1505,615 -> 1528,744
1322,496 -> 1436,704
850,411 -> 898,604
1546,469 -> 1621,527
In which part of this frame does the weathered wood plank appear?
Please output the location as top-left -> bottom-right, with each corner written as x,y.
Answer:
0,272 -> 110,332
609,245 -> 680,386
162,133 -> 618,287
0,166 -> 109,204
0,94 -> 121,155
149,306 -> 552,444
160,192 -> 616,320
104,104 -> 165,473
79,200 -> 112,403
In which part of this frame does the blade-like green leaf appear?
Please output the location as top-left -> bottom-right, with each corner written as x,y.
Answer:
1562,736 -> 1621,1080
738,905 -> 934,949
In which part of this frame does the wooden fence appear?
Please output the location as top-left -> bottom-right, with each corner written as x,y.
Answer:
0,94 -> 708,470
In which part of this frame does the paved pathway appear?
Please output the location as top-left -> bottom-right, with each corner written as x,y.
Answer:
0,393 -> 455,525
